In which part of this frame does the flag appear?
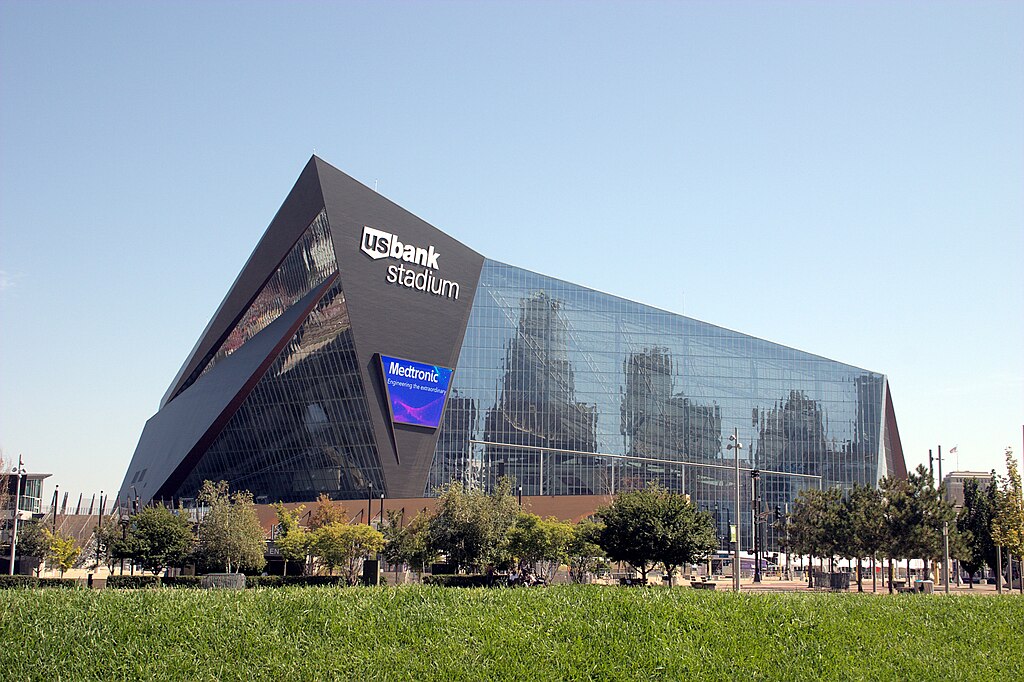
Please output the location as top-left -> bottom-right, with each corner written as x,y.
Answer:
949,446 -> 958,455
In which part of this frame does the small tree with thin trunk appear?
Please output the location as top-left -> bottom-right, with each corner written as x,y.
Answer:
273,504 -> 310,577
311,522 -> 385,584
381,509 -> 436,582
194,481 -> 266,574
44,529 -> 81,578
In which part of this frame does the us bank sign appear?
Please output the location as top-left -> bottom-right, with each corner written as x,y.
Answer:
360,226 -> 461,300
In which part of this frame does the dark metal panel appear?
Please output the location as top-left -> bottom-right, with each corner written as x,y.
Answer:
160,158 -> 326,408
884,379 -> 908,479
315,158 -> 485,497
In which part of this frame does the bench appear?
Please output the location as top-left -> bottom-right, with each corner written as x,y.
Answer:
691,581 -> 717,590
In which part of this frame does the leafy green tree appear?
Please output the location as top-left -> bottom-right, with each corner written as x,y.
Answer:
596,487 -> 663,582
596,485 -> 715,585
273,504 -> 310,577
44,529 -> 81,577
98,516 -> 142,574
844,484 -> 886,592
992,448 -> 1024,587
788,487 -> 844,583
194,480 -> 266,574
654,491 -> 718,586
879,475 -> 913,591
506,513 -> 574,581
381,509 -> 436,581
427,478 -> 518,573
130,505 -> 194,575
566,518 -> 605,584
309,494 -> 347,530
311,522 -> 385,584
957,478 -> 995,586
16,519 -> 49,576
905,465 -> 958,580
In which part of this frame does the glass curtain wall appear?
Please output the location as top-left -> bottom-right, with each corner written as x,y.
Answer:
429,259 -> 888,552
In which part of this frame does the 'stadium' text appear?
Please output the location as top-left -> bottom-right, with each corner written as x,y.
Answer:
386,263 -> 460,300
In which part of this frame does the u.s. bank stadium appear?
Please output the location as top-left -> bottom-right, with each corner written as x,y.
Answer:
117,156 -> 907,553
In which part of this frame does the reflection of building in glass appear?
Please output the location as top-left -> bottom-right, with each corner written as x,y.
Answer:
619,348 -> 721,493
481,292 -> 598,495
119,156 -> 907,555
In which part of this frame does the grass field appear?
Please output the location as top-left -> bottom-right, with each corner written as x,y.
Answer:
2,586 -> 1021,680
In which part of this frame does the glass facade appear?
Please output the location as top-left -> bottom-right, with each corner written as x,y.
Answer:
173,210 -> 337,399
170,213 -> 384,503
429,260 -> 891,551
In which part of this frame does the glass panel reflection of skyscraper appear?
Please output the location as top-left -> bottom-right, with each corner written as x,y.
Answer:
429,260 -> 889,552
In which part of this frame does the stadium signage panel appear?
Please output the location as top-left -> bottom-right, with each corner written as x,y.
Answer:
379,355 -> 454,429
360,226 -> 460,300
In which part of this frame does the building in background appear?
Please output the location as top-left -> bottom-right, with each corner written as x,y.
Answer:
941,471 -> 994,509
117,156 -> 907,551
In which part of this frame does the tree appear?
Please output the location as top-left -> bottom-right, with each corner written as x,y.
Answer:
844,484 -> 886,592
566,518 -> 605,584
879,475 -> 913,592
309,494 -> 347,530
654,491 -> 718,586
992,447 -> 1024,587
44,529 -> 81,577
957,478 -> 995,586
194,480 -> 266,573
904,465 -> 958,580
15,519 -> 49,575
596,487 -> 663,582
788,487 -> 844,583
505,513 -> 574,582
273,504 -> 310,577
427,478 -> 518,573
130,505 -> 194,575
311,522 -> 385,584
381,509 -> 436,581
596,484 -> 715,585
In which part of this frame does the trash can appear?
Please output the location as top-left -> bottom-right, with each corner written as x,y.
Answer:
914,579 -> 934,594
829,572 -> 850,591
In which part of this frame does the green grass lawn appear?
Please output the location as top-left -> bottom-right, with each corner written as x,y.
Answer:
2,586 -> 1021,681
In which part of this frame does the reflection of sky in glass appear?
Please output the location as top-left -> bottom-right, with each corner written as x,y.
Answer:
429,259 -> 892,550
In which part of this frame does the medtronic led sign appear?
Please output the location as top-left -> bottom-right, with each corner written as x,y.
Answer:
360,226 -> 460,300
379,355 -> 454,429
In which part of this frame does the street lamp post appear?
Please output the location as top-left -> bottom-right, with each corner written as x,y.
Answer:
366,483 -> 373,526
379,493 -> 385,526
727,429 -> 743,592
751,469 -> 761,583
8,455 -> 27,576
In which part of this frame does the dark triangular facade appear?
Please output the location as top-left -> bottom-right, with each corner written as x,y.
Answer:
119,157 -> 485,505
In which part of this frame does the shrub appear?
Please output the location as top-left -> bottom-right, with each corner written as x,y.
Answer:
106,575 -> 160,589
0,576 -> 39,589
246,575 -> 283,588
161,576 -> 201,588
37,578 -> 80,589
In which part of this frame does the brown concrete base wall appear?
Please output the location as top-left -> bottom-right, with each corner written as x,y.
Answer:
256,494 -> 613,530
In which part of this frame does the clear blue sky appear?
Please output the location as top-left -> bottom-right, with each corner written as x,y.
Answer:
1,1 -> 1021,499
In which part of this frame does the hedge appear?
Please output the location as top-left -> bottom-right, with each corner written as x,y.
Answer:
161,576 -> 202,588
247,575 -> 350,588
0,576 -> 80,589
105,575 -> 160,589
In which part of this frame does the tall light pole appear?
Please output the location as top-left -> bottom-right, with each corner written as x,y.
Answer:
752,468 -> 762,583
366,483 -> 373,526
8,455 -> 26,576
728,429 -> 743,592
